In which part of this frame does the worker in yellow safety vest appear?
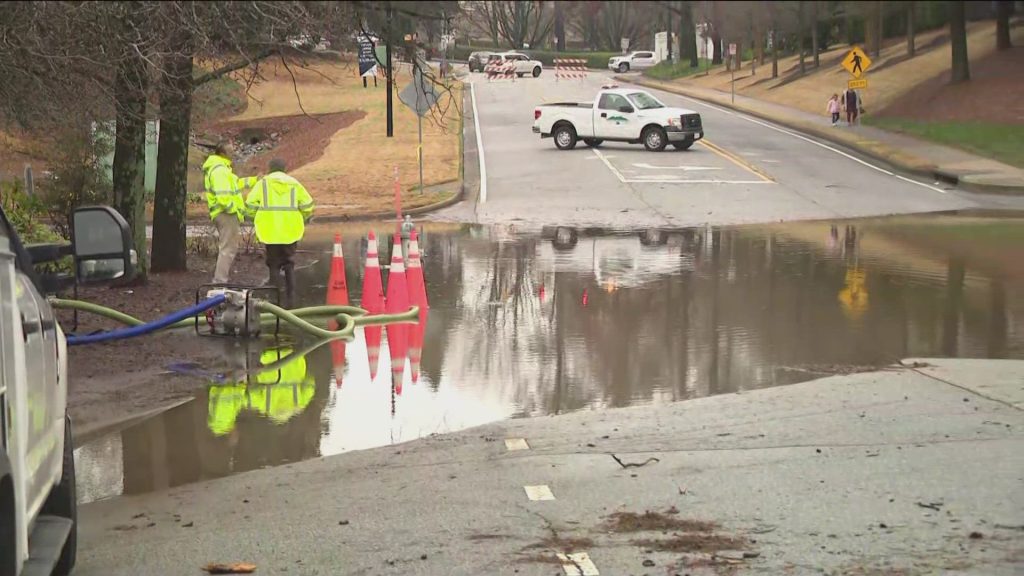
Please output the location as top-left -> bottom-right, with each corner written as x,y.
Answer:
245,158 -> 314,308
204,142 -> 259,284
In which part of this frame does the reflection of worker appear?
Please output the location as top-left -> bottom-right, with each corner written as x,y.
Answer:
245,159 -> 315,308
205,346 -> 315,436
250,347 -> 316,424
205,143 -> 259,284
838,266 -> 869,321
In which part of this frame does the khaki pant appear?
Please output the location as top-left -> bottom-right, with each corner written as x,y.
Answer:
213,213 -> 241,284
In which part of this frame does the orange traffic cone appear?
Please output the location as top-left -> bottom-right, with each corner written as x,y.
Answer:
363,231 -> 385,380
408,308 -> 428,383
385,233 -> 409,386
406,229 -> 428,311
327,233 -> 349,387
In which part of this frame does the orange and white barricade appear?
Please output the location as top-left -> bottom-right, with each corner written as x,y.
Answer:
485,62 -> 516,82
554,59 -> 587,81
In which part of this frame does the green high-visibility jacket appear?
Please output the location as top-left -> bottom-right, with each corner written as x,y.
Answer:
245,172 -> 314,245
203,154 -> 257,221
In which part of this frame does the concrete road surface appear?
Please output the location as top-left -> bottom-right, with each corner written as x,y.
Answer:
77,359 -> 1024,575
462,68 -> 979,229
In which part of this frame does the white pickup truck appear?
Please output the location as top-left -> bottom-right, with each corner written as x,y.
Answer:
1,203 -> 134,576
533,87 -> 703,151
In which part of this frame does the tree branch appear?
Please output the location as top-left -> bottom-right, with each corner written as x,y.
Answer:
194,46 -> 277,85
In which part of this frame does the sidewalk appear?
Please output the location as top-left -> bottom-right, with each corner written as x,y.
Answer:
628,77 -> 1024,196
78,358 -> 1024,575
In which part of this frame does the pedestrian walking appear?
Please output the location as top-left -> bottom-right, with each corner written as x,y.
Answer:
842,87 -> 860,126
245,158 -> 315,308
827,93 -> 841,126
204,142 -> 259,284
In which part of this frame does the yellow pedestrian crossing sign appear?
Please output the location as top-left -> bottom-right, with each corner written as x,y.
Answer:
842,46 -> 872,78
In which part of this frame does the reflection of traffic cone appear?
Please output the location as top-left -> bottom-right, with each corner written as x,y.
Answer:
408,308 -> 428,383
385,234 -> 409,386
362,231 -> 385,380
327,233 -> 349,387
582,288 -> 589,307
406,229 -> 429,311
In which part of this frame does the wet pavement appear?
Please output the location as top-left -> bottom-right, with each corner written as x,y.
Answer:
74,212 -> 1024,503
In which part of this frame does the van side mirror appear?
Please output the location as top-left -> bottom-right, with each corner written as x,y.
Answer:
72,206 -> 136,284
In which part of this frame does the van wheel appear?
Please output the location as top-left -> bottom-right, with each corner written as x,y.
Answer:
532,66 -> 541,78
41,417 -> 77,576
583,139 -> 604,147
553,124 -> 578,150
642,126 -> 668,152
618,63 -> 629,73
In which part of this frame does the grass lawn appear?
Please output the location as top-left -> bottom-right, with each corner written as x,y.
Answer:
865,117 -> 1024,169
643,58 -> 714,81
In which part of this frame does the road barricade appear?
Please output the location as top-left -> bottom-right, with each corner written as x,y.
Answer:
485,63 -> 516,82
554,59 -> 587,81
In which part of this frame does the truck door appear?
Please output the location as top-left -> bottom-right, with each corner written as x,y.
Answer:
595,93 -> 637,140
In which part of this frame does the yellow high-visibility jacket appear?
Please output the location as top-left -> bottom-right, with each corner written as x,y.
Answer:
207,383 -> 247,437
203,154 -> 257,221
245,171 -> 314,245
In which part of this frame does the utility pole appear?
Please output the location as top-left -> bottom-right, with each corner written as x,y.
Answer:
386,4 -> 394,138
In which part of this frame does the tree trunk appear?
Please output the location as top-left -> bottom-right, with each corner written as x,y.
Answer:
996,1 -> 1013,51
711,29 -> 723,64
112,50 -> 149,281
681,1 -> 698,68
811,0 -> 820,67
754,9 -> 765,65
907,1 -> 916,56
876,0 -> 885,57
151,46 -> 194,273
798,1 -> 806,74
864,2 -> 879,56
949,0 -> 970,83
554,1 -> 565,52
771,29 -> 778,78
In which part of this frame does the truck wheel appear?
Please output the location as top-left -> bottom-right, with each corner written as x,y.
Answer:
642,126 -> 668,152
41,417 -> 77,576
583,139 -> 604,147
671,140 -> 694,150
532,66 -> 541,77
553,124 -> 578,150
618,63 -> 629,73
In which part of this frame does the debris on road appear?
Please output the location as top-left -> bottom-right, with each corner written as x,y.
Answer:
202,563 -> 257,574
610,454 -> 660,469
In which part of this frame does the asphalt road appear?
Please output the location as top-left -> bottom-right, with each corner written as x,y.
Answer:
462,68 -> 980,229
77,359 -> 1024,575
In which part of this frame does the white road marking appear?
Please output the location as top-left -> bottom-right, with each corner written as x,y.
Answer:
470,82 -> 488,203
625,178 -> 774,184
557,552 -> 600,575
632,163 -> 721,171
667,92 -> 949,195
524,485 -> 555,501
504,438 -> 530,451
762,159 -> 781,163
592,148 -> 629,183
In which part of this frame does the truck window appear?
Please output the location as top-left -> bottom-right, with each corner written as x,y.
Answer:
598,93 -> 632,111
628,92 -> 665,110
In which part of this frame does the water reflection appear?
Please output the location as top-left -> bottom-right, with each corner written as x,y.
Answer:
75,215 -> 1024,502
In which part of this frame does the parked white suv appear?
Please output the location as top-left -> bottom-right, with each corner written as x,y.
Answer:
487,52 -> 543,78
609,51 -> 659,73
1,204 -> 134,576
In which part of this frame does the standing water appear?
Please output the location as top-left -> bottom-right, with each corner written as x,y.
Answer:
75,213 -> 1024,502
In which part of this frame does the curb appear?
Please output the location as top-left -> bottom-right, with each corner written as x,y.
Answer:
625,76 -> 1024,196
312,182 -> 465,223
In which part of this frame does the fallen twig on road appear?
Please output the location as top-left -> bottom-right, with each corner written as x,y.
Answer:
611,454 -> 660,469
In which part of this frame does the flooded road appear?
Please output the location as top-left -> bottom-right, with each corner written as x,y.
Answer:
75,213 -> 1024,503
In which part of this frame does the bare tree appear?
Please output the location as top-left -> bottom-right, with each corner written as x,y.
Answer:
811,0 -> 820,68
996,1 -> 1013,51
906,1 -> 916,56
949,0 -> 969,83
467,1 -> 552,50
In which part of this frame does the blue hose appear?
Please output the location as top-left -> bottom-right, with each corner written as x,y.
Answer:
66,295 -> 227,346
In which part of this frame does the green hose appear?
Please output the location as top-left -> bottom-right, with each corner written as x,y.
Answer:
49,297 -> 419,340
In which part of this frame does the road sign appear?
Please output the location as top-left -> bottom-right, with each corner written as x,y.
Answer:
848,78 -> 868,90
728,43 -> 737,56
841,46 -> 872,78
358,36 -> 377,77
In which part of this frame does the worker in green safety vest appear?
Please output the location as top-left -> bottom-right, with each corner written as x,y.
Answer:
204,142 -> 259,284
205,345 -> 315,437
245,158 -> 314,308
